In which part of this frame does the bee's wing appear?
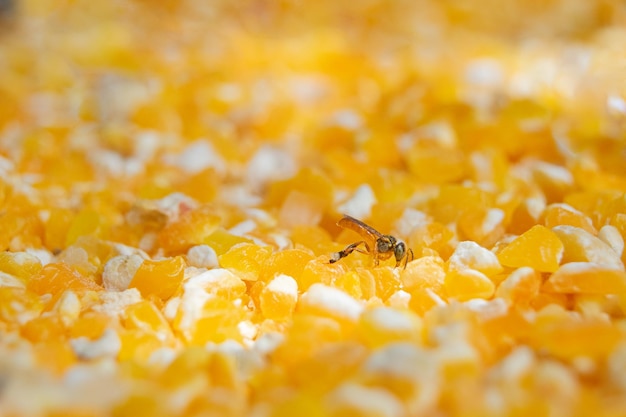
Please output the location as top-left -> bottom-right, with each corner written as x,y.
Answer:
337,215 -> 381,248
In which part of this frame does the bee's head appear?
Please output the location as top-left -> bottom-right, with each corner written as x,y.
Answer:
394,241 -> 406,263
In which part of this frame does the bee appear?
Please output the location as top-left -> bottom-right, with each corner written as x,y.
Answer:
329,214 -> 414,269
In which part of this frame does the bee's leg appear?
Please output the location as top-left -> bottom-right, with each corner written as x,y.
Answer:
399,248 -> 414,269
330,241 -> 368,263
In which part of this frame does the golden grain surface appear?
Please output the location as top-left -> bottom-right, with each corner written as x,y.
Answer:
1,1 -> 626,416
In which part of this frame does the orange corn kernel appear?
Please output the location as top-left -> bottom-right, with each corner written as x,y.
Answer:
458,207 -> 506,248
290,225 -> 334,256
184,297 -> 248,345
326,383 -> 404,417
65,209 -> 105,246
532,162 -> 575,204
273,314 -> 345,365
0,250 -> 43,282
448,241 -> 503,277
27,263 -> 101,309
265,168 -> 333,211
0,287 -> 43,327
401,255 -> 446,293
407,221 -> 455,259
159,346 -> 210,389
299,257 -> 347,292
70,312 -> 113,340
219,243 -> 273,282
370,267 -> 402,301
203,228 -> 253,256
112,394 -> 167,417
21,314 -> 66,343
278,190 -> 326,228
407,147 -> 468,185
157,206 -> 221,254
355,268 -> 377,301
207,350 -> 242,391
542,203 -> 596,234
357,307 -> 422,348
408,287 -> 446,316
260,248 -> 315,283
598,225 -> 624,258
34,340 -> 77,376
52,290 -> 81,325
185,269 -> 247,300
287,343 -> 368,395
0,208 -> 44,251
176,167 -> 218,204
129,256 -> 185,301
530,293 -> 571,310
358,342 -> 436,403
498,225 -> 563,272
28,262 -> 101,295
543,262 -> 626,294
495,267 -> 541,306
298,283 -> 363,323
507,198 -> 543,235
118,330 -> 165,362
552,225 -> 623,268
260,274 -> 298,321
444,268 -> 495,301
123,300 -> 173,336
429,185 -> 492,224
530,315 -> 622,361
333,270 -> 363,300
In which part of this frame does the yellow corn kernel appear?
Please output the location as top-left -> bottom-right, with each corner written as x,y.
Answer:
260,274 -> 298,321
444,268 -> 495,301
219,243 -> 272,282
543,262 -> 626,294
129,256 -> 185,301
357,307 -> 422,348
498,225 -> 564,272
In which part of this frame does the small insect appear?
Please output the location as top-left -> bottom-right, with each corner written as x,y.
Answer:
329,214 -> 414,269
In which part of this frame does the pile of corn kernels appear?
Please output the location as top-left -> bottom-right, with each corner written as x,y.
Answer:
2,0 -> 626,415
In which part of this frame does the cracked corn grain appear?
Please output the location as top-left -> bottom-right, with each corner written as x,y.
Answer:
1,0 -> 626,415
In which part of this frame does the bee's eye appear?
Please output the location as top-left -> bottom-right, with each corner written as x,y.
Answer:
394,242 -> 406,260
377,239 -> 390,252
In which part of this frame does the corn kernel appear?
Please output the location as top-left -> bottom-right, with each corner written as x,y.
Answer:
0,251 -> 43,283
3,2 -> 626,415
102,254 -> 145,291
260,248 -> 315,283
357,307 -> 422,348
219,243 -> 272,282
260,274 -> 298,321
156,206 -> 220,254
553,225 -> 624,268
326,383 -> 404,417
495,267 -> 541,306
598,225 -> 624,258
129,256 -> 185,301
448,241 -> 503,277
542,203 -> 596,234
21,314 -> 65,343
543,262 -> 626,294
530,314 -> 622,361
70,312 -> 113,340
444,268 -> 495,301
27,263 -> 101,309
299,284 -> 363,323
498,225 -> 564,272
